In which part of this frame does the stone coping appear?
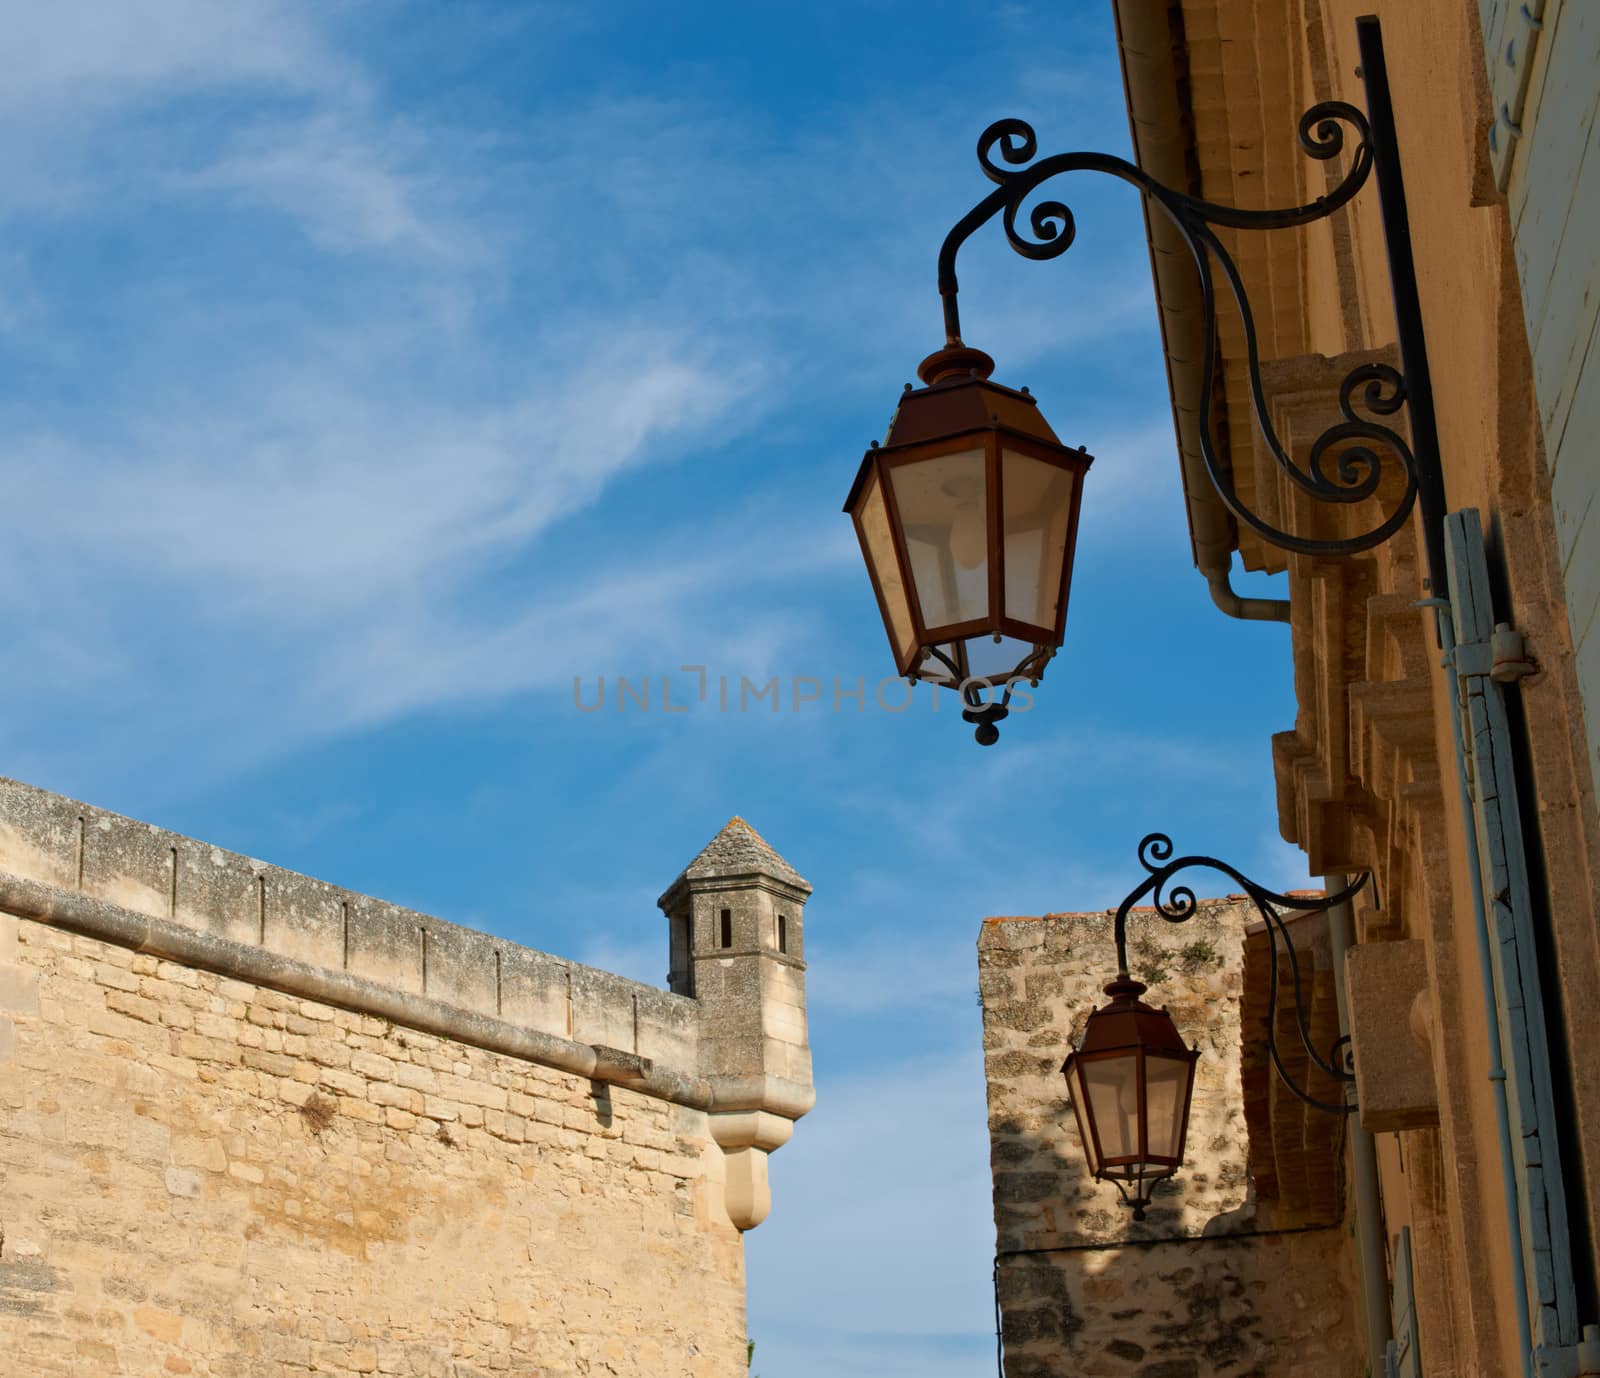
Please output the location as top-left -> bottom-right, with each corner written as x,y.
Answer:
0,775 -> 699,1083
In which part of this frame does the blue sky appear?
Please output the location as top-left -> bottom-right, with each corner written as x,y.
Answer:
0,3 -> 1311,1373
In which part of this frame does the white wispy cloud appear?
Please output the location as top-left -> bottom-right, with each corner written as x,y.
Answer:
0,0 -> 339,112
5,331 -> 752,604
175,111 -> 475,261
0,0 -> 1173,797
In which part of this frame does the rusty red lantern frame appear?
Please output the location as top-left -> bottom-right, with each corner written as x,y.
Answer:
843,345 -> 1092,743
1061,974 -> 1200,1221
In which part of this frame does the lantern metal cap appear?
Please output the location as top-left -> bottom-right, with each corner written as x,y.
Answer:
881,353 -> 1066,454
916,341 -> 996,384
1063,972 -> 1198,1073
840,362 -> 1079,513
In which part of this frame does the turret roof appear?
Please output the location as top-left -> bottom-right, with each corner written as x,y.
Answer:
659,816 -> 811,902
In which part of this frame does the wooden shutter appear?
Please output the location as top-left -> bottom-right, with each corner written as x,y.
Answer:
1385,1227 -> 1421,1378
1445,509 -> 1580,1354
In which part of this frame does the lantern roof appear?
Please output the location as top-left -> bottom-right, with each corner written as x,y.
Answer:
843,342 -> 1086,513
1066,975 -> 1196,1064
883,370 -> 1063,452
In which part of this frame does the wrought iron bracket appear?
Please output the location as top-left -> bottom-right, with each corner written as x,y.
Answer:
1112,833 -> 1369,1116
932,16 -> 1449,594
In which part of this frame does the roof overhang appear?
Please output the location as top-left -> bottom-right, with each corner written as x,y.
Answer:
1111,0 -> 1323,583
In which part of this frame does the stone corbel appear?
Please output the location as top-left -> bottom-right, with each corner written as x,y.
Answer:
1254,346 -> 1406,567
708,1108 -> 795,1231
1345,939 -> 1439,1130
1347,592 -> 1447,943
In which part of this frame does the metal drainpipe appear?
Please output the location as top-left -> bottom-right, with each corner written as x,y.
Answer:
1205,555 -> 1291,623
1434,606 -> 1536,1377
1326,870 -> 1394,1375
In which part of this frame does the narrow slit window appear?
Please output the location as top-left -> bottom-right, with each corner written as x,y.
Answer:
777,914 -> 788,954
720,909 -> 733,949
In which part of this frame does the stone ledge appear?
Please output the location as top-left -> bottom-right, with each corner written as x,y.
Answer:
0,870 -> 713,1112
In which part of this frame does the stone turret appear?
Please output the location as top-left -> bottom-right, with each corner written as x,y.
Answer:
658,817 -> 813,1230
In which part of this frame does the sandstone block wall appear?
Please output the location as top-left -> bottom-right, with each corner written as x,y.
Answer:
979,902 -> 1364,1378
0,779 -> 814,1378
0,912 -> 745,1378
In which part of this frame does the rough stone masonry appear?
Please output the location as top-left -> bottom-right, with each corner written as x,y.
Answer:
979,900 -> 1363,1378
0,776 -> 813,1378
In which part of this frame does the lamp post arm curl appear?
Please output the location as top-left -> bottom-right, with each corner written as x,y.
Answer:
936,104 -> 1373,333
1110,833 -> 1370,1116
930,101 -> 1424,561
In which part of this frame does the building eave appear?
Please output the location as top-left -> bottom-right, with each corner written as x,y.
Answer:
1111,0 -> 1239,581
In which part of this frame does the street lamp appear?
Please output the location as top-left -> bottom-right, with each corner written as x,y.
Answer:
842,344 -> 1092,746
841,12 -> 1445,1219
1063,835 -> 1367,1220
1062,971 -> 1198,1221
845,17 -> 1449,744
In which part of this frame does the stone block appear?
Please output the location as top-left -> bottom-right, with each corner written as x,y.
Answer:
1346,940 -> 1439,1130
0,964 -> 40,1015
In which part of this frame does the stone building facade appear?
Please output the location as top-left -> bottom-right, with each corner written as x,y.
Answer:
1090,2 -> 1600,1374
980,899 -> 1363,1378
0,776 -> 813,1378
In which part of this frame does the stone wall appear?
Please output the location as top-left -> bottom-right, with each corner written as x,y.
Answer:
0,777 -> 700,1079
979,902 -> 1364,1378
0,777 -> 814,1378
0,916 -> 743,1377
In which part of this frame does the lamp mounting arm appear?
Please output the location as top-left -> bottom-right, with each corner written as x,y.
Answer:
1111,833 -> 1370,1116
931,96 -> 1425,563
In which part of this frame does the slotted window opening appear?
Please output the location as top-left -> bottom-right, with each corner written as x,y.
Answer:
720,909 -> 733,949
777,914 -> 788,954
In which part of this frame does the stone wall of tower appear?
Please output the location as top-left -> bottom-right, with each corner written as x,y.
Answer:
0,778 -> 813,1378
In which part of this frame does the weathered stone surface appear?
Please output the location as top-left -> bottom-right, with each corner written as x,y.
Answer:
0,914 -> 749,1376
979,904 -> 1364,1377
0,779 -> 817,1378
663,816 -> 810,893
1346,940 -> 1438,1131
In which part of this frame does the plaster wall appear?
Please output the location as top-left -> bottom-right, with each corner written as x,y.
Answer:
1480,0 -> 1600,822
1304,8 -> 1600,1374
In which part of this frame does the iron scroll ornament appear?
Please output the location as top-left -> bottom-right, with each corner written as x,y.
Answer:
1111,834 -> 1370,1115
935,105 -> 1420,559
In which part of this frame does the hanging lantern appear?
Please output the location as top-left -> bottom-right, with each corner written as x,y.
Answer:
1062,973 -> 1199,1220
844,343 -> 1092,743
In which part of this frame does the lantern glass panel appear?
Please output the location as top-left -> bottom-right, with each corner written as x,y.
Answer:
1144,1053 -> 1193,1161
888,448 -> 989,630
1082,1053 -> 1140,1162
1001,448 -> 1075,631
854,468 -> 917,668
1068,1071 -> 1100,1177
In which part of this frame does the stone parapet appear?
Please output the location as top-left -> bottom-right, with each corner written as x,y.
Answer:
0,910 -> 749,1377
0,775 -> 699,1079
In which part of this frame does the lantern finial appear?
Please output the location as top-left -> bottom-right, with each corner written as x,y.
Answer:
916,341 -> 996,385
